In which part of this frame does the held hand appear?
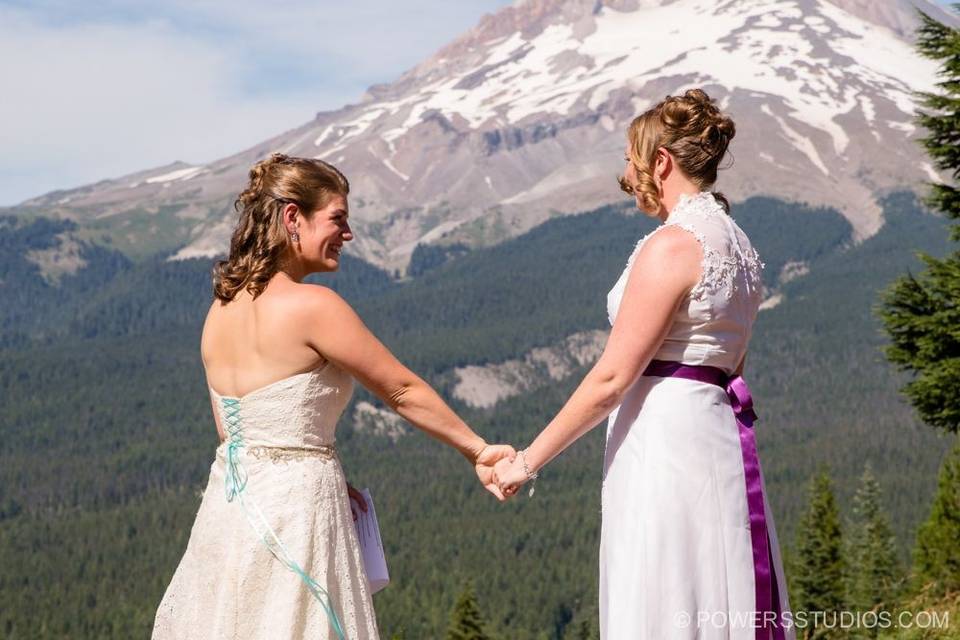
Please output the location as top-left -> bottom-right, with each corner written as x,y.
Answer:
474,444 -> 517,502
493,455 -> 529,499
347,482 -> 368,521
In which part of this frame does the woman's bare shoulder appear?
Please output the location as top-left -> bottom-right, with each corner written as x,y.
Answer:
643,223 -> 703,255
634,225 -> 702,272
213,280 -> 343,317
628,225 -> 702,292
293,283 -> 358,321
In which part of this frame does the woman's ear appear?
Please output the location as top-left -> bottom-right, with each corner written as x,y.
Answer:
282,202 -> 300,234
655,147 -> 671,180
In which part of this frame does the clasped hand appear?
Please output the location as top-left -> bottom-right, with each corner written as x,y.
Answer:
474,444 -> 530,501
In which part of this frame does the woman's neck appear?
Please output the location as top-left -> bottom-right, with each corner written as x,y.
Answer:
275,253 -> 308,283
659,183 -> 703,223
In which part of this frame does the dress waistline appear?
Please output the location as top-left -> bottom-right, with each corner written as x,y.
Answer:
217,442 -> 338,463
247,444 -> 338,462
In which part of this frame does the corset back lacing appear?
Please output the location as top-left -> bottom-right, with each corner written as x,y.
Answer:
221,397 -> 347,640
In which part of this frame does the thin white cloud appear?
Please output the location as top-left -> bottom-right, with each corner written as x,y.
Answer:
0,1 -> 513,205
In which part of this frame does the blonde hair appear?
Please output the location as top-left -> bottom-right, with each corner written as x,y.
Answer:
213,153 -> 349,302
619,88 -> 736,213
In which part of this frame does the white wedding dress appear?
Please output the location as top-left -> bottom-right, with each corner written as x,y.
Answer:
152,361 -> 380,640
601,192 -> 794,639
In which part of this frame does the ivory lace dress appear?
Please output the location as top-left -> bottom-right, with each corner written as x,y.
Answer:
152,361 -> 380,640
601,192 -> 794,639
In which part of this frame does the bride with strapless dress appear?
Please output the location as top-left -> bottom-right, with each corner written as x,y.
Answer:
153,152 -> 516,640
152,362 -> 380,640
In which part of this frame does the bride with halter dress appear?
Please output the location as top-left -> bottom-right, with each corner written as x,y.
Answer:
494,90 -> 794,640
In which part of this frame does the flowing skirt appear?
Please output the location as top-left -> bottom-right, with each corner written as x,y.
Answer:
153,446 -> 380,640
600,376 -> 794,640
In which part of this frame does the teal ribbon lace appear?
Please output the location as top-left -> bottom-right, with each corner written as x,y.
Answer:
221,398 -> 347,640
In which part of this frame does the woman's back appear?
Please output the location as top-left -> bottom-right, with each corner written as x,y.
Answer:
202,278 -> 327,403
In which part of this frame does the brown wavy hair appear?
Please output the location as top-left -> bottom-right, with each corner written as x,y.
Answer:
619,88 -> 736,213
213,153 -> 349,303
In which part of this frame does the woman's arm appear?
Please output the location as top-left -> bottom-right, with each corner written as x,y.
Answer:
496,227 -> 702,491
298,286 -> 514,496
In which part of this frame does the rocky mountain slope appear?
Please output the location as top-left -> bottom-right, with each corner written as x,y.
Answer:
8,0 -> 957,269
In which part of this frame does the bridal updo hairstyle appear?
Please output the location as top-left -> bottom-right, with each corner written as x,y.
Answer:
213,153 -> 349,303
619,88 -> 736,213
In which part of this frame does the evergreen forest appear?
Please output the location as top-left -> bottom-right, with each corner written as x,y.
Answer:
1,189 -> 956,638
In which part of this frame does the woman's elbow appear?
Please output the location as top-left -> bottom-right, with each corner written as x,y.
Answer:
591,369 -> 633,412
383,375 -> 432,412
384,381 -> 414,411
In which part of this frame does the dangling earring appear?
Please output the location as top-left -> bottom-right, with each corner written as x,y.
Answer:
291,229 -> 300,243
655,175 -> 663,193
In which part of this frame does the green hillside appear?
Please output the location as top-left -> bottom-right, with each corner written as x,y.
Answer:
0,194 -> 954,638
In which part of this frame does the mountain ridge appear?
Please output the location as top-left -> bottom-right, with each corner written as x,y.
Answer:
6,0 -> 958,269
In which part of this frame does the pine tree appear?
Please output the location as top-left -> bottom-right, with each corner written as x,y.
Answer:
575,618 -> 593,640
793,470 -> 845,636
913,440 -> 960,595
446,582 -> 491,640
877,4 -> 960,609
879,10 -> 960,433
566,614 -> 597,640
845,464 -> 901,618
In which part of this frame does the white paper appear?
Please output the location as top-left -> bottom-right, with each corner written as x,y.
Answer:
354,488 -> 389,594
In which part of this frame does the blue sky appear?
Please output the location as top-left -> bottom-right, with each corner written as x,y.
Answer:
0,0 -> 956,205
0,0 -> 513,205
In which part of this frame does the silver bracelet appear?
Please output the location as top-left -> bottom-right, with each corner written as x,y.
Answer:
519,449 -> 539,497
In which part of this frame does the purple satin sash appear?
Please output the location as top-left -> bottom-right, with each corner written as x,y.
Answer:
643,360 -> 785,640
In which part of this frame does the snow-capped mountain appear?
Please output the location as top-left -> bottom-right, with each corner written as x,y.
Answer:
11,0 -> 958,270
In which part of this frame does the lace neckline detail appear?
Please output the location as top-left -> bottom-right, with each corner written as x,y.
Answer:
609,189 -> 764,324
666,191 -> 724,224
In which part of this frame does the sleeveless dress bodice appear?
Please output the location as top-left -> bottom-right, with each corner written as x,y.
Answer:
607,191 -> 765,374
153,361 -> 380,640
